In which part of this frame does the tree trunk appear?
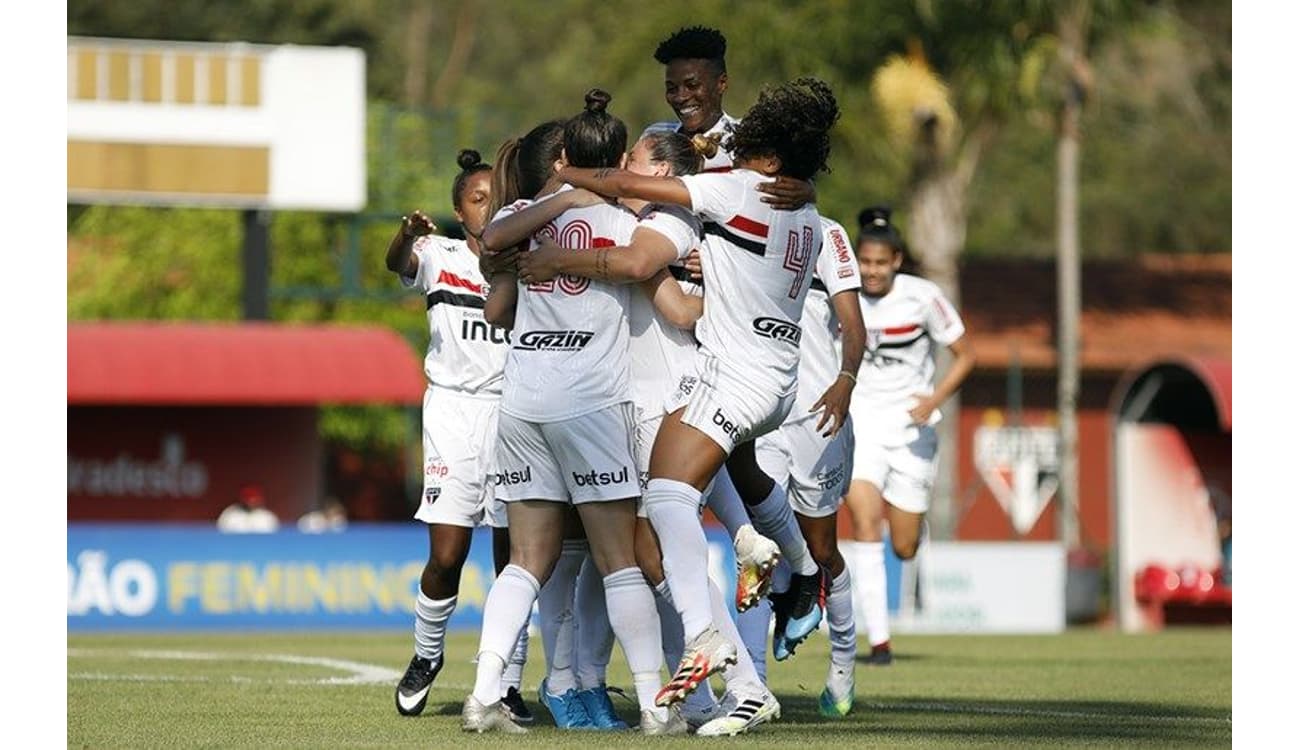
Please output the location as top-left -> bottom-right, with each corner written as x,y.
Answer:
401,2 -> 436,108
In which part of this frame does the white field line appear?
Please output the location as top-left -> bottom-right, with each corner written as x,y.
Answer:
67,648 -> 401,685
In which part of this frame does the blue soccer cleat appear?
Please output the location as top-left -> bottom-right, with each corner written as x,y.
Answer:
539,678 -> 595,729
575,686 -> 630,730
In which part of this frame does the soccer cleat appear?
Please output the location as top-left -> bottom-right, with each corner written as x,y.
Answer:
819,662 -> 855,717
865,640 -> 894,666
575,687 -> 630,730
695,691 -> 781,736
781,566 -> 828,654
680,697 -> 726,732
639,707 -> 689,736
655,627 -> 739,707
394,654 -> 442,716
538,678 -> 595,729
461,695 -> 528,734
734,525 -> 781,612
501,686 -> 534,724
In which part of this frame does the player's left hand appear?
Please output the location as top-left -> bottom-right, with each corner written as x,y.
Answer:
517,238 -> 564,283
810,376 -> 854,437
908,393 -> 937,425
758,176 -> 816,210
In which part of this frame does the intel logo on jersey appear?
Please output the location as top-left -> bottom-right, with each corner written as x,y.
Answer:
572,467 -> 630,487
515,330 -> 595,351
751,317 -> 802,345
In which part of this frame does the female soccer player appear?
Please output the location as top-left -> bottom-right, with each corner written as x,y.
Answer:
462,90 -> 680,736
841,206 -> 975,667
554,77 -> 842,706
387,149 -> 530,724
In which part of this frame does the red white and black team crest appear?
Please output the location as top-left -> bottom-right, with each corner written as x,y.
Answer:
973,425 -> 1060,535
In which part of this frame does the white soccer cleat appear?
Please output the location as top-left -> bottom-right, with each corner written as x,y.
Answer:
681,697 -> 726,732
655,627 -> 739,707
461,695 -> 528,734
734,524 -> 781,611
639,707 -> 689,736
695,690 -> 781,736
819,661 -> 855,718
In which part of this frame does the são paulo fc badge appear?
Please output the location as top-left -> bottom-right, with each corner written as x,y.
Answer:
423,486 -> 441,504
974,425 -> 1060,534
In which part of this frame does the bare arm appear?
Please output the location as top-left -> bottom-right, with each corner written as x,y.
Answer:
517,227 -> 683,285
909,335 -> 977,424
639,270 -> 703,329
480,189 -> 604,255
385,211 -> 435,276
756,176 -> 817,210
560,167 -> 693,207
483,272 -> 518,329
809,290 -> 867,437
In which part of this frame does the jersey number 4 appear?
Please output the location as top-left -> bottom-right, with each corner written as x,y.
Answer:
783,226 -> 814,299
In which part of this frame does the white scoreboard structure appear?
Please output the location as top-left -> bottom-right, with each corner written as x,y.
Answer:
67,37 -> 365,211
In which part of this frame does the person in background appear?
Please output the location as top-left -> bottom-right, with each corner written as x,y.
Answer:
217,484 -> 280,533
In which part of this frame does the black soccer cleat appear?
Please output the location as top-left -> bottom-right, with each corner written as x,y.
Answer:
501,686 -> 535,724
395,654 -> 443,716
865,641 -> 894,666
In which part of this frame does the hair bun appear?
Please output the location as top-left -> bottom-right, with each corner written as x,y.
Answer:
584,88 -> 613,113
457,149 -> 483,171
690,133 -> 721,159
858,205 -> 893,230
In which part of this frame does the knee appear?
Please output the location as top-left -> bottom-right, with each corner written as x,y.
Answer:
808,536 -> 838,568
892,536 -> 920,560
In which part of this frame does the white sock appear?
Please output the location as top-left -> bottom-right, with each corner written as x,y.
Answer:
827,566 -> 857,666
704,467 -> 751,538
603,567 -> 665,715
472,564 -> 539,705
575,554 -> 613,690
501,626 -> 529,693
748,483 -> 817,575
736,598 -> 770,683
538,539 -> 586,695
413,593 -> 456,662
852,541 -> 891,646
644,478 -> 713,641
708,578 -> 764,696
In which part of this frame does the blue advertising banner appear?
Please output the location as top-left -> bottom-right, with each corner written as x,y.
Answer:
67,523 -> 746,631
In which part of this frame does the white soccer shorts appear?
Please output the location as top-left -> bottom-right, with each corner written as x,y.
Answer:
414,388 -> 503,528
666,355 -> 795,456
496,402 -> 640,504
755,412 -> 855,518
850,424 -> 939,514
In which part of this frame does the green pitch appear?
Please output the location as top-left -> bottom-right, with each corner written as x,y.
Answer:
68,628 -> 1230,748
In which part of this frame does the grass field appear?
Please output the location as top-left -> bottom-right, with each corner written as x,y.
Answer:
68,628 -> 1230,748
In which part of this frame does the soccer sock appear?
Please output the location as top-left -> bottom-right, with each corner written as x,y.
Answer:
644,478 -> 713,642
854,541 -> 891,646
501,626 -> 529,693
736,598 -> 770,683
709,578 -> 764,696
575,554 -> 614,690
413,592 -> 456,662
603,567 -> 666,717
472,564 -> 540,705
537,539 -> 585,695
748,483 -> 817,576
827,566 -> 857,666
704,467 -> 752,538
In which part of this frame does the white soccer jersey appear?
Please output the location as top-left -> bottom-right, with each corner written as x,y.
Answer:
852,273 -> 966,444
400,235 -> 508,397
680,169 -> 823,397
627,204 -> 704,415
500,196 -> 640,422
791,218 -> 863,412
641,112 -> 740,172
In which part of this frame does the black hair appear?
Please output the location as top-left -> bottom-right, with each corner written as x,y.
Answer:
563,89 -> 627,169
857,205 -> 919,273
638,130 -> 703,177
654,26 -> 727,75
727,77 -> 839,180
450,149 -> 491,210
490,119 -> 566,217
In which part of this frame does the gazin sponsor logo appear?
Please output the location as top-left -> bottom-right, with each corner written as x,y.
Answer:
751,316 -> 802,345
513,330 -> 595,351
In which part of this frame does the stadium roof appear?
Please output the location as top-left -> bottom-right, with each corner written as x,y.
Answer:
68,322 -> 424,406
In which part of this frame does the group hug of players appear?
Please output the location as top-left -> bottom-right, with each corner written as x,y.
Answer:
384,26 -> 975,737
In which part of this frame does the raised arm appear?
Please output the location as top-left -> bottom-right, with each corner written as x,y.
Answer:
480,189 -> 604,254
385,210 -> 435,277
809,290 -> 867,437
517,226 -> 683,285
560,167 -> 693,208
639,270 -> 703,330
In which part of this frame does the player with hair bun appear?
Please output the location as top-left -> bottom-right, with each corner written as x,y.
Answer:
387,148 -> 530,724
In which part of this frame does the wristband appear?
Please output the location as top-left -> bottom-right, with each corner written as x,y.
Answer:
838,370 -> 858,384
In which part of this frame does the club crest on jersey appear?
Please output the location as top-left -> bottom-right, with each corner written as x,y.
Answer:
423,486 -> 441,504
751,317 -> 802,345
866,328 -> 882,351
514,329 -> 594,351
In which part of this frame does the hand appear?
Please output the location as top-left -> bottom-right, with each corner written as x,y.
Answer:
402,210 -> 436,238
757,176 -> 816,210
481,246 -> 521,277
684,249 -> 703,281
810,375 -> 854,437
908,393 -> 937,425
517,238 -> 565,284
566,188 -> 606,209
